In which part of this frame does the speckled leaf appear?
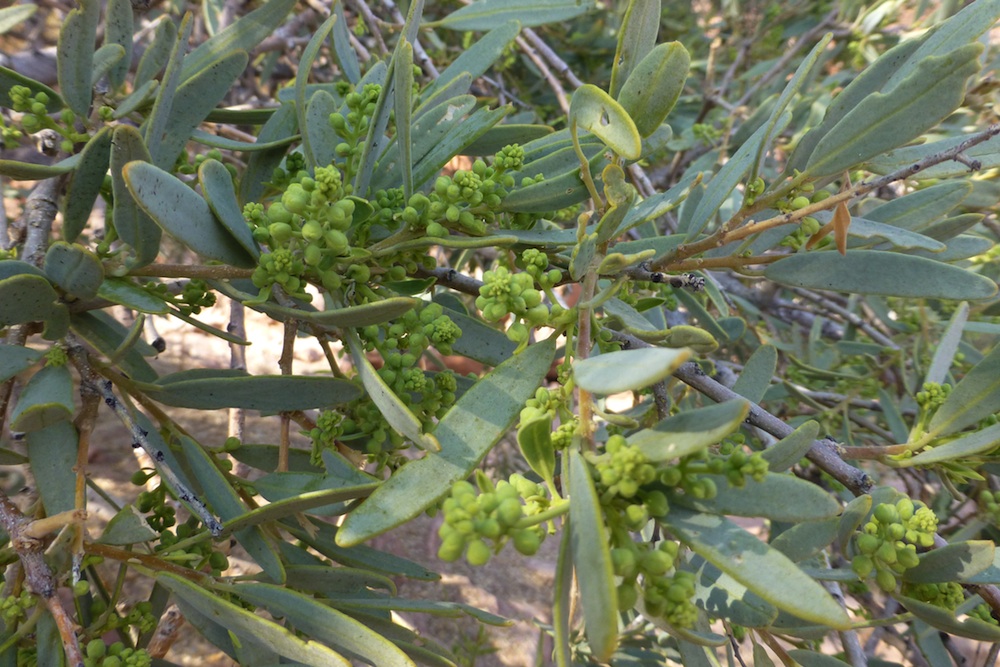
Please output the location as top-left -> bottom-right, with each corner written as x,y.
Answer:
43,242 -> 104,300
630,400 -> 748,462
0,274 -> 69,340
432,0 -> 594,30
198,159 -> 260,260
111,125 -> 160,268
336,337 -> 556,546
63,126 -> 112,241
574,347 -> 692,395
732,345 -> 777,403
617,42 -> 689,138
761,420 -> 819,472
0,345 -> 42,383
903,541 -> 995,584
331,0 -> 360,83
179,436 -> 285,583
123,161 -> 255,267
57,0 -> 99,115
571,84 -> 641,160
394,40 -> 414,197
26,421 -> 77,514
12,364 -> 74,433
662,508 -> 852,629
155,50 -> 249,168
134,17 -> 175,87
568,447 -> 618,661
157,573 -> 351,667
98,505 -> 160,545
104,0 -> 132,88
763,250 -> 997,300
146,370 -> 361,411
345,329 -> 440,452
235,584 -> 416,667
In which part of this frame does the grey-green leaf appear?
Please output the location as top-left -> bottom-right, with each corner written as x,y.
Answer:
671,472 -> 841,522
198,159 -> 260,260
26,421 -> 77,514
903,541 -> 995,584
12,364 -> 74,433
336,337 -> 556,546
110,125 -> 160,268
145,371 -> 361,411
804,44 -> 983,177
617,41 -> 690,138
432,0 -> 594,30
156,573 -> 352,667
927,344 -> 1000,438
761,420 -> 820,472
235,584 -> 416,667
0,344 -> 42,383
57,0 -> 99,115
122,161 -> 255,267
732,345 -> 777,403
568,447 -> 619,662
574,347 -> 692,395
63,126 -> 112,241
43,242 -> 104,300
662,508 -> 852,629
98,505 -> 160,545
630,400 -> 749,462
763,250 -> 997,300
609,0 -> 659,98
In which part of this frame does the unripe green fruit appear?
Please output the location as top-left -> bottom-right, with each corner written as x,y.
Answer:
896,498 -> 915,521
875,568 -> 896,592
790,196 -> 811,210
625,503 -> 649,528
466,539 -> 491,566
86,639 -> 106,660
857,533 -> 880,555
617,582 -> 638,610
73,580 -> 90,597
874,503 -> 898,525
886,523 -> 905,541
852,554 -> 874,578
496,497 -> 523,526
209,551 -> 229,572
611,548 -> 637,578
666,583 -> 689,603
438,534 -> 465,562
877,541 -> 897,565
642,549 -> 672,577
476,518 -> 502,540
513,529 -> 541,556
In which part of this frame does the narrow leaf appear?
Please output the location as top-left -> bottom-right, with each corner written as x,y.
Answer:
425,22 -> 520,103
63,126 -> 112,241
336,338 -> 556,546
0,344 -> 42,383
732,345 -> 777,403
574,347 -> 692,395
925,301 -> 968,386
157,573 -> 352,667
198,159 -> 260,260
763,250 -> 997,300
630,400 -> 749,462
110,125 -> 160,268
761,420 -> 820,472
331,0 -> 360,84
904,421 -> 1000,466
145,370 -> 361,410
568,447 -> 618,661
928,344 -> 1000,437
609,0 -> 660,98
662,508 -> 852,629
305,89 -> 340,170
57,0 -> 99,115
431,0 -> 594,30
897,594 -> 1000,642
11,364 -> 74,433
394,39 -> 415,198
671,472 -> 842,522
26,421 -> 77,514
104,0 -> 133,89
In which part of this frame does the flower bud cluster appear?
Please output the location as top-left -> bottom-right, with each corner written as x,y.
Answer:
902,582 -> 964,611
515,248 -> 563,291
970,603 -> 1000,626
6,85 -> 86,153
476,266 -> 551,345
915,382 -> 952,414
328,83 -> 382,183
777,181 -> 833,251
851,497 -> 937,591
979,489 -> 1000,525
437,474 -> 550,566
610,539 -> 694,625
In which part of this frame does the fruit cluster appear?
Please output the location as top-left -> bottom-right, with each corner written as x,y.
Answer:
610,538 -> 696,627
979,489 -> 1000,525
83,640 -> 152,667
437,474 -> 551,565
154,518 -> 230,575
851,497 -> 938,591
902,581 -> 964,611
0,590 -> 35,625
476,265 -> 551,345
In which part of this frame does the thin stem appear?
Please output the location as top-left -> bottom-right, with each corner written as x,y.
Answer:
127,264 -> 254,280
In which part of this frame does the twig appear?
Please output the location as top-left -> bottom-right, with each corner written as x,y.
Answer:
514,34 -> 570,116
790,287 -> 898,349
67,342 -> 224,536
20,175 -> 63,268
277,319 -> 298,472
346,0 -> 388,55
522,27 -> 583,89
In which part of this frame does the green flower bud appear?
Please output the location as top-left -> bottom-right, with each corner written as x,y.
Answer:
513,529 -> 541,556
642,549 -> 672,577
790,196 -> 811,210
852,554 -> 874,578
874,503 -> 899,525
875,568 -> 897,592
857,533 -> 880,555
466,539 -> 491,566
617,582 -> 638,610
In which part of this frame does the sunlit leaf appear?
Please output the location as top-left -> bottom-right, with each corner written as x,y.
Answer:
574,347 -> 692,395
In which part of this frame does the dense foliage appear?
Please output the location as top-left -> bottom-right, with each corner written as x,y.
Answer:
2,0 -> 1000,665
